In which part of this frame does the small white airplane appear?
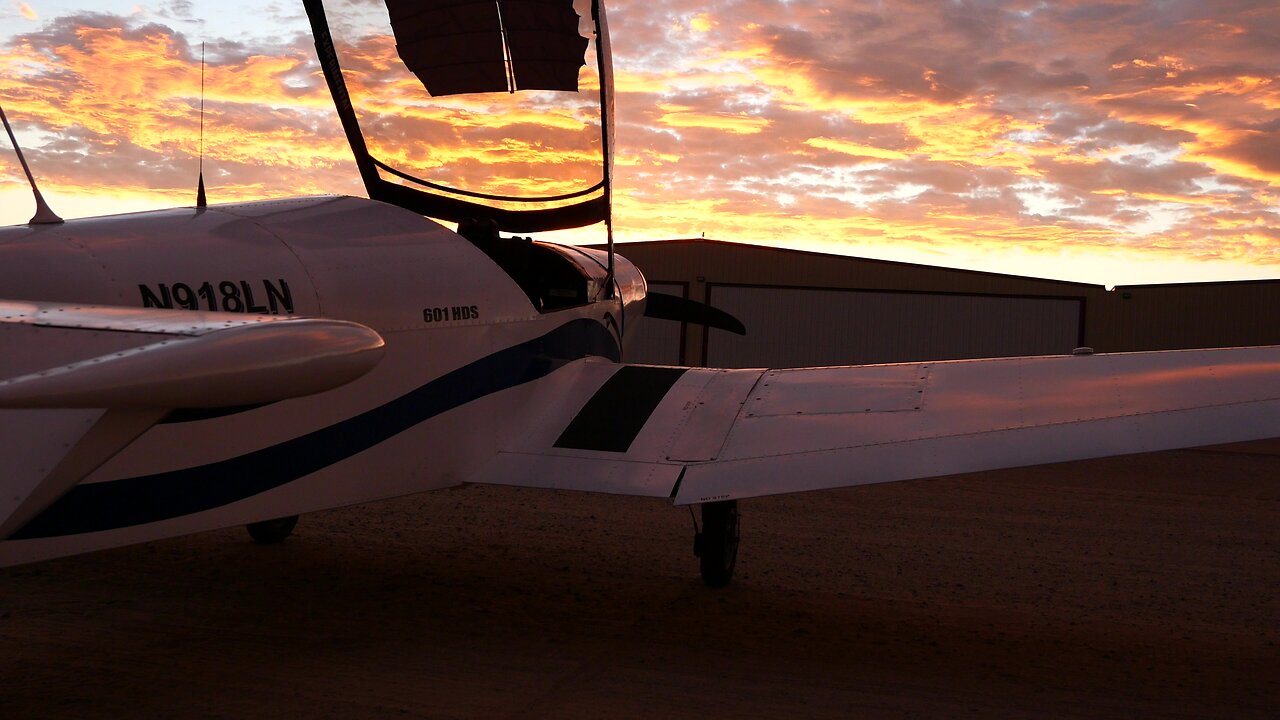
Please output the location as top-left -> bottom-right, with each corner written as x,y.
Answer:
3,0 -> 1279,586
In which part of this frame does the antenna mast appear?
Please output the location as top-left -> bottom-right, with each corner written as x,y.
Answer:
0,103 -> 63,224
196,42 -> 207,208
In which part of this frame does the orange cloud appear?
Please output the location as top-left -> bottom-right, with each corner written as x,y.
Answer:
803,138 -> 908,162
2,2 -> 1277,287
656,103 -> 769,134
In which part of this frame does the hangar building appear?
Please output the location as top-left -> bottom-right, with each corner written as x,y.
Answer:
606,239 -> 1280,368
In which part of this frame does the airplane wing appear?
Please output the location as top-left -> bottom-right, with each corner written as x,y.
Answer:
0,299 -> 384,538
474,346 -> 1280,504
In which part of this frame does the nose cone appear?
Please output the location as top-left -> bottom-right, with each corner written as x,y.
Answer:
611,252 -> 648,318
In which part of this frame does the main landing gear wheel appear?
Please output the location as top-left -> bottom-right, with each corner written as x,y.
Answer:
245,515 -> 299,544
694,500 -> 740,588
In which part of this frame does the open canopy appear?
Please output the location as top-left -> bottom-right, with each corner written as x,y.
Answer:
387,0 -> 590,96
303,0 -> 615,234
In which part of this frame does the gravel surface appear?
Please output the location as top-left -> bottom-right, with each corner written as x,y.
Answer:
3,444 -> 1278,719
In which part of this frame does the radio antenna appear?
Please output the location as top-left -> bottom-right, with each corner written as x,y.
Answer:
0,103 -> 63,224
196,42 -> 207,208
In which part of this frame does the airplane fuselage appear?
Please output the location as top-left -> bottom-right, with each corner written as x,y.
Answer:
0,195 -> 646,563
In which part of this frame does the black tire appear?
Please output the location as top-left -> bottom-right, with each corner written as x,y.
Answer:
698,500 -> 740,587
245,515 -> 299,544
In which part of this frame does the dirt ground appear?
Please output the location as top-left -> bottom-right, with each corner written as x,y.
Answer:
2,444 -> 1277,719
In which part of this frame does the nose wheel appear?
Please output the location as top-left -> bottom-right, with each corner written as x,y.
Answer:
694,500 -> 739,587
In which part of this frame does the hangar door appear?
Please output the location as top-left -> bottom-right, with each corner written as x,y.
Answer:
706,285 -> 1084,368
625,282 -> 686,365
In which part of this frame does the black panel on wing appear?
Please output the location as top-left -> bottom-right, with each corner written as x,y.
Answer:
555,366 -> 688,452
386,0 -> 588,97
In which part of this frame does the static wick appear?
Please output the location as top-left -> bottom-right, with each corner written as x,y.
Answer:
0,103 -> 63,224
196,41 -> 207,209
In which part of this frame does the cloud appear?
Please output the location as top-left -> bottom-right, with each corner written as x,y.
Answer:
0,13 -> 359,203
1,0 -> 1277,282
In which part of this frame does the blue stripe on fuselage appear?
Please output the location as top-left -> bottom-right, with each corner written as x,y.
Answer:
12,319 -> 619,540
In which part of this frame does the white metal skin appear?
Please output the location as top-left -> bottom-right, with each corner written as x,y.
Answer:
0,302 -> 385,408
2,193 -> 1279,569
0,301 -> 383,540
0,196 -> 641,565
482,350 -> 1280,503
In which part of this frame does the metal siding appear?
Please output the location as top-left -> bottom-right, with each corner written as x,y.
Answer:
706,286 -> 1082,368
1110,282 -> 1280,351
625,282 -> 685,365
611,240 -> 1103,297
603,240 -> 1280,361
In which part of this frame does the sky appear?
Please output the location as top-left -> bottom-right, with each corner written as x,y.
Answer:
0,0 -> 1277,286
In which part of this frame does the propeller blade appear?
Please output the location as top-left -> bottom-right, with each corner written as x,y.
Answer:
644,292 -> 746,336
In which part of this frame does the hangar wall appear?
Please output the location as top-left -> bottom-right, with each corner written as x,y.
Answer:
1094,280 -> 1280,352
705,286 -> 1082,367
625,281 -> 685,365
603,239 -> 1280,368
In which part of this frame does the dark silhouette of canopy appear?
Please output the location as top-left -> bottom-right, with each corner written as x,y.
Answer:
303,0 -> 613,234
386,0 -> 589,96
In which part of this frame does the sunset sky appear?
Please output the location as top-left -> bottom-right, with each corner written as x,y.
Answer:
1,0 -> 1277,285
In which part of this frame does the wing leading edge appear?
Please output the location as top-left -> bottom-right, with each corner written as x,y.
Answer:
474,347 -> 1280,503
0,299 -> 385,539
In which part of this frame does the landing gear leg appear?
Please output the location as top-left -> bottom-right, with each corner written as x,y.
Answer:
245,515 -> 299,544
694,500 -> 739,587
